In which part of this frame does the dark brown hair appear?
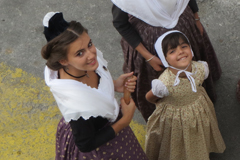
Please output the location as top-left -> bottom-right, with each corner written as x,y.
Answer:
41,21 -> 88,70
162,32 -> 189,57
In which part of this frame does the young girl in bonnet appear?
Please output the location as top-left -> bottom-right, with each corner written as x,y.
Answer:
145,30 -> 225,160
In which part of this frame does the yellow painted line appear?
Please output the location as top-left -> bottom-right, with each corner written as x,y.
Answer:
0,62 -> 146,159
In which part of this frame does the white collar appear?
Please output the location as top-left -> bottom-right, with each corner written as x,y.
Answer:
111,0 -> 189,28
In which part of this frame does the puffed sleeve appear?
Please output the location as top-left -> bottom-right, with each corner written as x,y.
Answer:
151,79 -> 169,98
112,4 -> 142,49
188,0 -> 199,13
198,61 -> 209,80
69,116 -> 115,152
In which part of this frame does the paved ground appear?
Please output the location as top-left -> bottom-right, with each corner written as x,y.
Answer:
0,0 -> 239,159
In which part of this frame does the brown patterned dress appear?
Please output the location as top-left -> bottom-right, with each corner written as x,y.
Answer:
121,6 -> 222,121
145,61 -> 225,160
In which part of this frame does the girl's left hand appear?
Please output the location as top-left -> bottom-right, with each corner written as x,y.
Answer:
114,72 -> 137,93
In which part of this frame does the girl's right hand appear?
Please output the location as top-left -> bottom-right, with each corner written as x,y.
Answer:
120,98 -> 136,124
148,56 -> 164,71
111,98 -> 136,134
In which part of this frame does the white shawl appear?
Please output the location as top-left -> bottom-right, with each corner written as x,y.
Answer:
111,0 -> 189,28
44,48 -> 119,122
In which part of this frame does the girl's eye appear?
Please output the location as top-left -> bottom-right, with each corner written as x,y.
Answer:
76,51 -> 83,56
169,50 -> 175,54
182,44 -> 189,48
88,41 -> 93,47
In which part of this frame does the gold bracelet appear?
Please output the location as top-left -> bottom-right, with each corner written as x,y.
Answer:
146,55 -> 155,62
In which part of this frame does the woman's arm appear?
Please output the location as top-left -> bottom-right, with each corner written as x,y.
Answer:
112,4 -> 142,49
135,43 -> 164,71
194,12 -> 203,36
188,0 -> 203,35
188,0 -> 199,13
112,4 -> 164,71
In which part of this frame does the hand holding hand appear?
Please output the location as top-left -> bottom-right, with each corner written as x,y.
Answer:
114,72 -> 137,93
120,98 -> 136,123
111,98 -> 136,134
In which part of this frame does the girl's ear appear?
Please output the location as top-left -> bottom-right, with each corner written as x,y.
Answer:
59,59 -> 68,66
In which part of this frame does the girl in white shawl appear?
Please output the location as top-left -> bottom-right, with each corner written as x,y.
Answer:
41,12 -> 148,160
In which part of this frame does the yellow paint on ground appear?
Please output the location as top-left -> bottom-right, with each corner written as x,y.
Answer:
0,63 -> 60,160
130,120 -> 146,149
0,62 -> 146,159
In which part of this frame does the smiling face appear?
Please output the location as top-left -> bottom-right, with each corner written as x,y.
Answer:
165,38 -> 193,70
60,32 -> 99,75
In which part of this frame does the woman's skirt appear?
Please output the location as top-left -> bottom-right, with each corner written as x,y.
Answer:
120,6 -> 222,121
55,117 -> 148,160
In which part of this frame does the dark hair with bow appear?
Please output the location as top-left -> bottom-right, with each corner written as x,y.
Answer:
41,12 -> 88,70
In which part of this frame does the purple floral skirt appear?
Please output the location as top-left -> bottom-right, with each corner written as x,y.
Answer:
55,117 -> 148,160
